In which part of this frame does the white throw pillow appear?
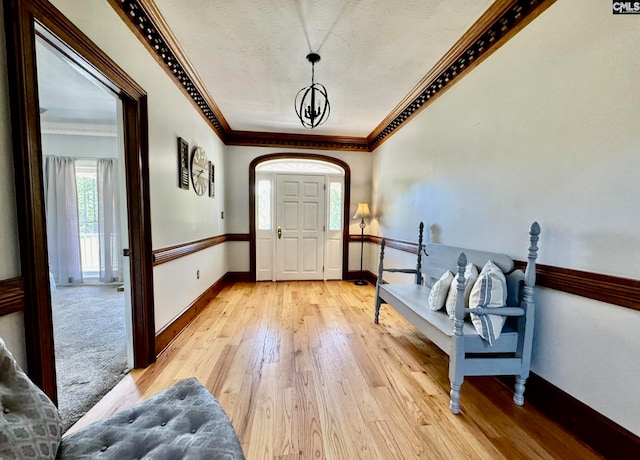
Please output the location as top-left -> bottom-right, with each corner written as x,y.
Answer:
469,260 -> 508,345
428,271 -> 454,311
445,263 -> 479,318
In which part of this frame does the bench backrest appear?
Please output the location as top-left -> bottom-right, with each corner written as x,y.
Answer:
378,221 -> 539,313
421,243 -> 524,308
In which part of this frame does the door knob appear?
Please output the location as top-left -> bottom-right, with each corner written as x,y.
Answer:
277,226 -> 282,239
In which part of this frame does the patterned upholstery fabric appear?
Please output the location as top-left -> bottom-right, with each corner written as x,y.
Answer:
57,377 -> 245,459
0,338 -> 63,459
0,338 -> 243,459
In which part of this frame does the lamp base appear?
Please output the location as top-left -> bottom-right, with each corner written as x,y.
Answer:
354,280 -> 368,286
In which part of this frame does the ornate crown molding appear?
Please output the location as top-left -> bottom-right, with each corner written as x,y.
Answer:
41,122 -> 117,137
368,0 -> 555,149
108,0 -> 230,140
108,0 -> 555,152
227,131 -> 370,152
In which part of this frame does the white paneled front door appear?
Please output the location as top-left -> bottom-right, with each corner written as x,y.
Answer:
276,174 -> 325,280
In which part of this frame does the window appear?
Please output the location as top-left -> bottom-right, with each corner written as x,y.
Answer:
256,159 -> 344,175
329,182 -> 342,231
76,172 -> 98,235
257,179 -> 272,230
76,160 -> 99,277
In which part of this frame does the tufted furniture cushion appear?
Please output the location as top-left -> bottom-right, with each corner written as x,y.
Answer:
56,377 -> 245,459
0,338 -> 64,459
0,338 -> 243,459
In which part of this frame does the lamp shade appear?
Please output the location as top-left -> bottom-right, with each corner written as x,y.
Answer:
353,203 -> 371,219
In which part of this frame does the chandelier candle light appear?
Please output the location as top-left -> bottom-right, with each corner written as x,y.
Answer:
295,52 -> 330,128
353,203 -> 371,286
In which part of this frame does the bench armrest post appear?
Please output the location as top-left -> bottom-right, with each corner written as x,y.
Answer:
374,238 -> 386,324
525,222 -> 540,290
453,252 -> 467,337
415,222 -> 424,285
518,221 -> 540,375
449,251 -> 468,414
377,238 -> 386,283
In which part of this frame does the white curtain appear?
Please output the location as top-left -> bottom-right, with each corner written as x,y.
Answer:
97,158 -> 122,283
44,156 -> 83,285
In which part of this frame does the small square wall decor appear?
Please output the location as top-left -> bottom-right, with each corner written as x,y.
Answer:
178,137 -> 189,189
209,161 -> 215,197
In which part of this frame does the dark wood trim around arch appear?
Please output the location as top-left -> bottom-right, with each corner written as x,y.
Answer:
249,154 -> 351,282
3,0 -> 155,402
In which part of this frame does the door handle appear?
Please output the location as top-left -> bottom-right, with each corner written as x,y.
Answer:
277,227 -> 282,239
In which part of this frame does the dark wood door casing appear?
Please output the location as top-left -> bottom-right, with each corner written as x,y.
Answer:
3,0 -> 156,402
4,0 -> 55,399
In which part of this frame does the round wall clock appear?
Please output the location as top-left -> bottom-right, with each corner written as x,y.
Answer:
191,147 -> 208,196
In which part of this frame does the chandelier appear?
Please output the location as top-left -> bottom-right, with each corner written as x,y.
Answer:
294,53 -> 330,128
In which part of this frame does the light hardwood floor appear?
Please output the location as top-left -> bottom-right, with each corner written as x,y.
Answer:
69,281 -> 601,459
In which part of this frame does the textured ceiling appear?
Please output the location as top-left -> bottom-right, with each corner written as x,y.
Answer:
152,0 -> 495,137
34,1 -> 499,138
36,37 -> 117,125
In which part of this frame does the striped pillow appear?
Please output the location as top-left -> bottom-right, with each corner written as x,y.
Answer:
469,260 -> 508,345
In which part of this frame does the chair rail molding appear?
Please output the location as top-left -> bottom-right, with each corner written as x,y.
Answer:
0,278 -> 25,317
358,234 -> 640,312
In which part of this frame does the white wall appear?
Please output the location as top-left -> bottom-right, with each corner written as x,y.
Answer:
370,0 -> 640,436
49,0 -> 227,331
0,312 -> 27,370
153,243 -> 227,331
224,145 -> 372,272
41,133 -> 119,159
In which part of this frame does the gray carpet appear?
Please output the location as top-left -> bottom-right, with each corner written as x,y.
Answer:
51,285 -> 129,430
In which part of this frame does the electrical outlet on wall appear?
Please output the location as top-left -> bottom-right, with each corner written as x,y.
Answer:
197,269 -> 200,279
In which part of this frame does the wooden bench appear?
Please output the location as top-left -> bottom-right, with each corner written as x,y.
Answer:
375,222 -> 540,414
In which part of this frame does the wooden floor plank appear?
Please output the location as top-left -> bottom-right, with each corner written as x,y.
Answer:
69,281 -> 602,459
246,363 -> 277,460
295,371 -> 324,459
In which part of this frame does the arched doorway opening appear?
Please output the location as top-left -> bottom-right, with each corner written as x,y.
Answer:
249,154 -> 351,281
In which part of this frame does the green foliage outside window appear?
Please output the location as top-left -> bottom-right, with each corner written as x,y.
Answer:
329,182 -> 342,231
77,175 -> 98,234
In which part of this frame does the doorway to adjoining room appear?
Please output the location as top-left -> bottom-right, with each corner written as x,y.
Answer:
36,27 -> 132,429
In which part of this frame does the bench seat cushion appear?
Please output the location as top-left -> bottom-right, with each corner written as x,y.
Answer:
57,377 -> 244,459
378,284 -> 518,354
